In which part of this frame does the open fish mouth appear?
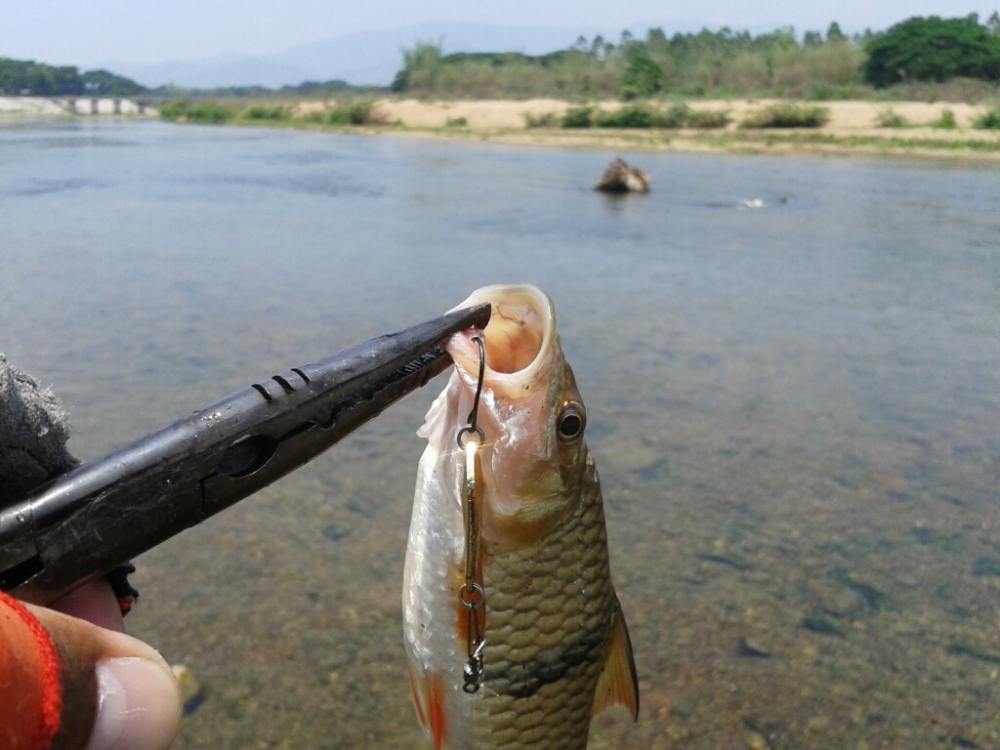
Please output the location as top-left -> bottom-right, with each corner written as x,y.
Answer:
447,284 -> 556,395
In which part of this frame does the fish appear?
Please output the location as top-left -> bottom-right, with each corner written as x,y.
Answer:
403,284 -> 638,750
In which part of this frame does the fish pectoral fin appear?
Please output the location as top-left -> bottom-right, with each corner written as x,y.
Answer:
591,603 -> 640,721
407,667 -> 448,750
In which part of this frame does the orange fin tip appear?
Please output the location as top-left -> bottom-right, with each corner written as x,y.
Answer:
407,669 -> 449,750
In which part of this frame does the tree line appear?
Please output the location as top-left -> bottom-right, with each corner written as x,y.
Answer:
0,58 -> 146,96
0,57 -> 367,98
392,14 -> 1000,99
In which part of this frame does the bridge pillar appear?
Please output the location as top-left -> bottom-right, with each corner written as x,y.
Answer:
113,98 -> 121,115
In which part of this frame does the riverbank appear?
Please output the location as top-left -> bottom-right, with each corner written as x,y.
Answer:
204,97 -> 1000,160
346,98 -> 1000,160
7,95 -> 997,159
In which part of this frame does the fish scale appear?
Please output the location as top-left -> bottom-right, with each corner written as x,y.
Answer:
473,458 -> 614,749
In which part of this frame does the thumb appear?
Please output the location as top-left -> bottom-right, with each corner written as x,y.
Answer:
25,590 -> 182,750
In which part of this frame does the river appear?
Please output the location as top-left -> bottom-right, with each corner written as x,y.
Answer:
1,119 -> 998,749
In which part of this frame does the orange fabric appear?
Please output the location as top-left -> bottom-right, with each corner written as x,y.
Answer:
0,592 -> 62,750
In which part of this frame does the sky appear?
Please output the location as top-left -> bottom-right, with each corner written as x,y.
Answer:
1,1 -> 996,66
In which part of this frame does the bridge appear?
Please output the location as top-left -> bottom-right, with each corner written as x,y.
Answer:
54,97 -> 156,116
0,97 -> 157,117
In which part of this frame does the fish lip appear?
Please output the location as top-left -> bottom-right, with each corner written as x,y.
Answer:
446,284 -> 555,388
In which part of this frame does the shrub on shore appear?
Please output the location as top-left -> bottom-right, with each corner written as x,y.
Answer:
594,105 -> 663,128
325,100 -> 388,126
931,108 -> 958,129
684,108 -> 732,129
741,103 -> 830,128
561,106 -> 595,128
241,105 -> 290,121
557,102 -> 730,130
660,103 -> 690,128
876,109 -> 909,127
159,100 -> 235,124
523,111 -> 558,128
974,107 -> 1000,129
445,116 -> 468,127
325,99 -> 389,125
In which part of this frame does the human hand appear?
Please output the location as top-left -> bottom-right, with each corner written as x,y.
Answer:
3,580 -> 181,750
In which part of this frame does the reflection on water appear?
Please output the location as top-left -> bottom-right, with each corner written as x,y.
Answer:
2,121 -> 998,749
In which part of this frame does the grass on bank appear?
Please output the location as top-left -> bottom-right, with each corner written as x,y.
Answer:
740,103 -> 829,128
931,108 -> 958,129
553,103 -> 731,129
159,99 -> 391,127
974,107 -> 1000,129
708,130 -> 1000,154
159,100 -> 235,124
553,102 -> 827,130
875,109 -> 909,127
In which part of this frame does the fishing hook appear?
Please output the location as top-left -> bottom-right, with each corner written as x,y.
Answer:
457,335 -> 486,447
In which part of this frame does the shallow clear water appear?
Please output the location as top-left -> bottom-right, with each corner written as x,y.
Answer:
2,120 -> 998,749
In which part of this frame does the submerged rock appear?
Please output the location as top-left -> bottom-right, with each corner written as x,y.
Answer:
595,157 -> 651,193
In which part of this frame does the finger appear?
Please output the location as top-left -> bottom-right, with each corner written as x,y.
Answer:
27,601 -> 181,750
50,580 -> 125,633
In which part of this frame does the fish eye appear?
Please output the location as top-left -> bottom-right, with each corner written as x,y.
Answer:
557,402 -> 586,442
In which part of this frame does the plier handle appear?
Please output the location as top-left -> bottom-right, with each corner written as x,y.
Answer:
0,303 -> 490,605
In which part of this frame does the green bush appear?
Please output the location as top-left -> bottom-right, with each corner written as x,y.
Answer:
158,100 -> 189,121
158,100 -> 235,124
595,105 -> 664,128
241,105 -> 290,121
685,108 -> 732,129
931,108 -> 958,129
561,106 -> 594,128
660,102 -> 690,128
325,100 -> 386,126
974,107 -> 1000,129
741,103 -> 829,128
876,109 -> 909,127
523,111 -> 558,128
445,116 -> 468,127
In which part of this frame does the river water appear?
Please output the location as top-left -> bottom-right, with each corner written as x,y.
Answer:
1,120 -> 998,749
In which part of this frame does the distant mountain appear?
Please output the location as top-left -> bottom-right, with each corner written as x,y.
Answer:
273,23 -> 610,85
103,54 -> 312,90
100,22 -> 615,89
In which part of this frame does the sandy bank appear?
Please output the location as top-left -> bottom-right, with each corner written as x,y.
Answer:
291,97 -> 1000,160
362,98 -> 994,132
